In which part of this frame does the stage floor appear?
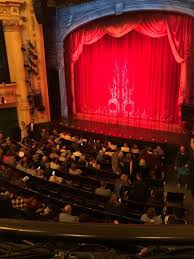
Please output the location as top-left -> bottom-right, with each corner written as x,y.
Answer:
62,119 -> 188,145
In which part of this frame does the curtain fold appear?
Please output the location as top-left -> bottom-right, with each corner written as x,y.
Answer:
166,15 -> 192,105
136,14 -> 167,37
65,13 -> 192,130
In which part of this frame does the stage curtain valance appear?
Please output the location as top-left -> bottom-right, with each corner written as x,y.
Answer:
67,13 -> 192,114
69,14 -> 192,64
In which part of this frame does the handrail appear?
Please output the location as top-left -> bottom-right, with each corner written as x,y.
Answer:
0,218 -> 193,244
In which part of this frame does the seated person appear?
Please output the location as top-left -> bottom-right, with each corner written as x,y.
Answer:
105,193 -> 126,216
62,132 -> 73,141
131,144 -> 140,155
140,207 -> 162,225
59,152 -> 67,163
78,155 -> 87,167
59,204 -> 79,223
95,181 -> 112,198
96,150 -> 105,164
34,167 -> 44,179
72,150 -> 82,161
129,174 -> 147,203
29,154 -> 41,169
164,214 -> 187,224
119,174 -> 131,200
49,171 -> 62,183
40,128 -> 49,141
147,147 -> 153,155
121,143 -> 130,153
108,142 -> 117,151
0,193 -> 22,218
69,163 -> 82,176
10,173 -> 26,188
40,155 -> 50,169
24,196 -> 41,219
87,158 -> 100,170
50,157 -> 60,171
36,204 -> 54,219
153,146 -> 164,156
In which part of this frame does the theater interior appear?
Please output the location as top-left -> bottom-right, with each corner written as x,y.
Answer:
0,0 -> 194,258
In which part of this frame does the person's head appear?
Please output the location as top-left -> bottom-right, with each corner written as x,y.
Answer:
118,151 -> 124,158
139,158 -> 146,167
180,145 -> 185,154
120,174 -> 129,184
42,156 -> 48,163
63,204 -> 72,214
11,172 -> 22,181
32,154 -> 39,162
70,163 -> 77,170
31,119 -> 34,124
100,181 -> 106,188
21,121 -> 25,126
136,173 -> 142,181
123,143 -> 128,147
52,129 -> 58,135
80,155 -> 86,161
6,137 -> 11,145
147,207 -> 156,219
98,150 -> 104,156
110,193 -> 120,205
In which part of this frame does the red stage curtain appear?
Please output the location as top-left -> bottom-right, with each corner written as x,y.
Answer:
74,31 -> 180,127
65,13 -> 192,131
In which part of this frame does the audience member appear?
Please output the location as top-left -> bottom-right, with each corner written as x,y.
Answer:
140,207 -> 162,225
28,119 -> 38,140
59,204 -> 79,223
69,163 -> 82,175
128,174 -> 146,202
0,122 -> 170,224
20,121 -> 28,144
175,145 -> 190,188
95,181 -> 112,198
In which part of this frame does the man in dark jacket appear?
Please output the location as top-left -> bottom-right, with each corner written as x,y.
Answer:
28,119 -> 38,140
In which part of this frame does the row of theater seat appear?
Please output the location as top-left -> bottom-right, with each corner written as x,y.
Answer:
1,160 -> 187,223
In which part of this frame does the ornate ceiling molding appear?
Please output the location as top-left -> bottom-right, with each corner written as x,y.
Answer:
57,0 -> 194,43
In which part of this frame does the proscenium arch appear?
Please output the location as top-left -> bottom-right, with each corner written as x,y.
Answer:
56,0 -> 194,118
57,0 -> 194,42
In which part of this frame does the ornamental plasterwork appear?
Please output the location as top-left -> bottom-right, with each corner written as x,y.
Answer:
2,18 -> 23,31
57,0 -> 194,42
0,0 -> 25,30
0,0 -> 24,21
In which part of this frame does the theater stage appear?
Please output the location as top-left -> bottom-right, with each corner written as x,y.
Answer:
61,119 -> 188,146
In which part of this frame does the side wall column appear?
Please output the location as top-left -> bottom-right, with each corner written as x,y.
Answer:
3,19 -> 31,124
56,42 -> 68,119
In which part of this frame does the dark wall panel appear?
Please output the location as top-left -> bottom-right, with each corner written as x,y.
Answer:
0,21 -> 10,83
0,108 -> 19,137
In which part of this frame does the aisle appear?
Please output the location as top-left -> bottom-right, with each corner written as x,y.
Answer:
165,169 -> 194,224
